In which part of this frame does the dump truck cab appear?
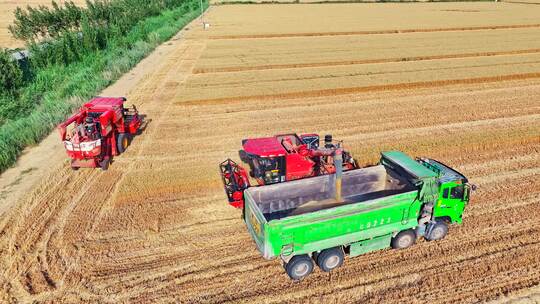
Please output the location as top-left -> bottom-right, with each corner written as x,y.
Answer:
418,158 -> 472,224
381,151 -> 473,224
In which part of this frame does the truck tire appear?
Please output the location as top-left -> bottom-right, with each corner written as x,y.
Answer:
316,247 -> 344,272
391,229 -> 416,249
425,221 -> 448,241
116,133 -> 130,154
285,255 -> 314,280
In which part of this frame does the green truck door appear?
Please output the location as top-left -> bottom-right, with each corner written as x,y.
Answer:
436,183 -> 466,224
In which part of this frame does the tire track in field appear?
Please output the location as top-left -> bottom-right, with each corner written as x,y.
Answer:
209,23 -> 540,40
111,169 -> 540,303
56,41 -> 208,302
246,197 -> 540,302
177,72 -> 540,105
225,202 -> 540,303
27,170 -> 105,302
126,136 -> 540,303
36,46 -> 190,301
0,167 -> 97,301
52,42 -> 205,302
193,48 -> 540,74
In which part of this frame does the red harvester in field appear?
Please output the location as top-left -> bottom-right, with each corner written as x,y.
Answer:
58,97 -> 142,170
220,133 -> 357,208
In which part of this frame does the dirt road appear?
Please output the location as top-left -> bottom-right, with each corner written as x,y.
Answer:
1,3 -> 540,303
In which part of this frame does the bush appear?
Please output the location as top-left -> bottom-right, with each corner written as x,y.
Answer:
9,1 -> 83,42
0,49 -> 23,95
10,0 -> 201,68
1,0 -> 205,122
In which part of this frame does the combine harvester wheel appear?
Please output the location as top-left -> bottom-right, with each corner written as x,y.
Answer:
117,133 -> 130,154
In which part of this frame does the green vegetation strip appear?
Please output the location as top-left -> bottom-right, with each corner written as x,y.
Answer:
213,0 -> 493,5
0,1 -> 207,173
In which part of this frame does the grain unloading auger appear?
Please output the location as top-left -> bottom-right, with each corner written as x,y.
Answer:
58,97 -> 143,170
219,133 -> 356,208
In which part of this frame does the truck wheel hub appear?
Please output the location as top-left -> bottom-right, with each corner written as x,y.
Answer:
325,255 -> 340,268
294,263 -> 309,276
399,236 -> 412,248
432,227 -> 444,239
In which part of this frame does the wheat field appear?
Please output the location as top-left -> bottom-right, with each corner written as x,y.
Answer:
0,2 -> 540,303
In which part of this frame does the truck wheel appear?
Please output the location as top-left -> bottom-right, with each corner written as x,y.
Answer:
116,133 -> 130,154
285,255 -> 314,280
426,221 -> 449,241
391,230 -> 416,249
316,247 -> 344,272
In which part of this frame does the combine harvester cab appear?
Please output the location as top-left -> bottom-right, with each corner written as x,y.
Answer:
239,150 -> 474,280
58,97 -> 142,170
220,133 -> 357,209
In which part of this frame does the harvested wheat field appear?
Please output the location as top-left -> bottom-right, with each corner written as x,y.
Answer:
1,2 -> 540,303
0,0 -> 86,48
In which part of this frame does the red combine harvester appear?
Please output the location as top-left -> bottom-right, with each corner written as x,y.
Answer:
220,133 -> 357,208
58,97 -> 142,170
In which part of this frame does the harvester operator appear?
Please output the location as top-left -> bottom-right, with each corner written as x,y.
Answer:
82,117 -> 98,140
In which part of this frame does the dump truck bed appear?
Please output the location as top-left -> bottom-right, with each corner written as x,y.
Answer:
246,165 -> 416,221
244,163 -> 426,259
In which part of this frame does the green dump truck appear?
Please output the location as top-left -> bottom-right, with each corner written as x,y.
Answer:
243,151 -> 473,280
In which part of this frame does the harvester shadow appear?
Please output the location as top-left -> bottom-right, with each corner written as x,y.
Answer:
108,115 -> 151,168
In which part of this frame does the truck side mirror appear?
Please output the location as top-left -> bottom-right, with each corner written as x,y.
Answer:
461,185 -> 469,202
462,184 -> 476,202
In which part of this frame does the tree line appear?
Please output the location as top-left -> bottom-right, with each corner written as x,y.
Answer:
0,0 -> 204,172
1,0 -> 198,102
